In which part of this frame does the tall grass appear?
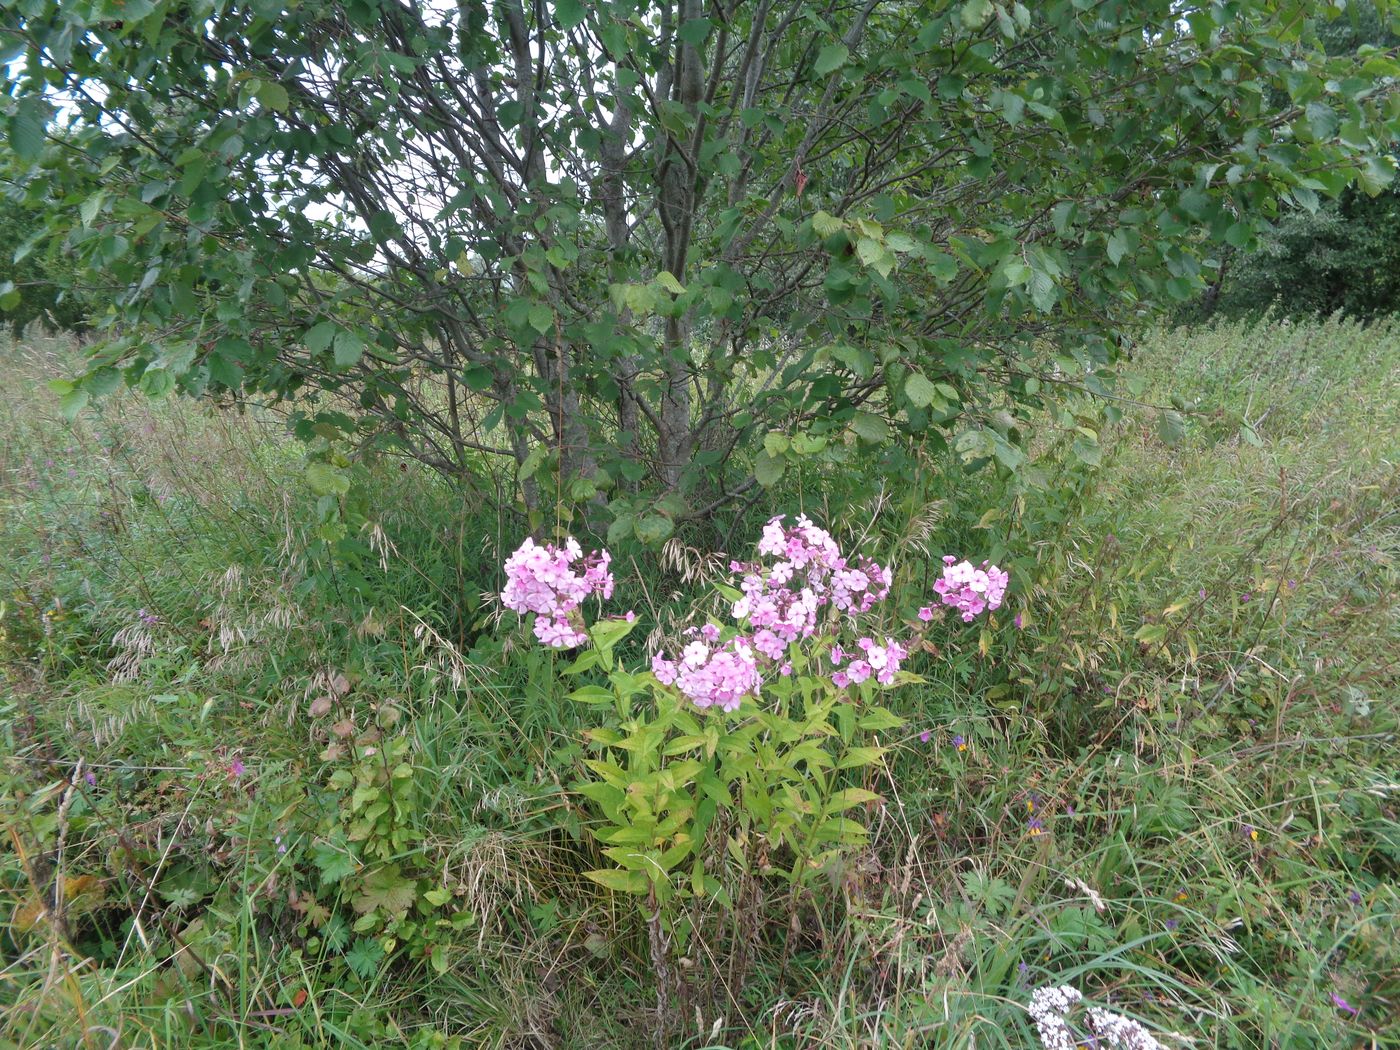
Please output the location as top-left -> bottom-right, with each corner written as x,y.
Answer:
1,317 -> 1397,1049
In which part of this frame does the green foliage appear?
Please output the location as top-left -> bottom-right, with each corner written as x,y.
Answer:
3,0 -> 1397,539
1,322 -> 1397,1048
1204,185 -> 1400,320
0,192 -> 96,331
566,616 -> 901,942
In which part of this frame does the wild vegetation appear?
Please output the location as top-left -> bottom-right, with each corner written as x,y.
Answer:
2,316 -> 1395,1047
3,0 -> 1399,1046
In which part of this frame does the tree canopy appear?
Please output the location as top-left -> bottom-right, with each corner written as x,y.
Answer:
3,0 -> 1397,537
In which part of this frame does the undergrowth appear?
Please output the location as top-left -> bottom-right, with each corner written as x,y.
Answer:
1,317 -> 1396,1048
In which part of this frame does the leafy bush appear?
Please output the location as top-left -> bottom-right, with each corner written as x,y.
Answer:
4,0 -> 1397,537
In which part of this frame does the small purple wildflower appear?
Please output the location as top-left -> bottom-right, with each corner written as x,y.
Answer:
1165,918 -> 1178,931
1014,612 -> 1023,629
1348,889 -> 1362,906
1027,817 -> 1044,836
952,734 -> 966,752
1286,579 -> 1297,590
1199,588 -> 1207,599
84,770 -> 97,787
1065,804 -> 1075,817
229,758 -> 246,778
1243,823 -> 1258,842
1330,992 -> 1359,1018
919,730 -> 931,743
1241,592 -> 1252,602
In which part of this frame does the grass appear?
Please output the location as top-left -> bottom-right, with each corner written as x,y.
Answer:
1,316 -> 1396,1048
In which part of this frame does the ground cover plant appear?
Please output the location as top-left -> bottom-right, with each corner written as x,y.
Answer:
1,315 -> 1396,1047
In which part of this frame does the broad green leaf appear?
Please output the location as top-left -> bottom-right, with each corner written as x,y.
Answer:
8,96 -> 55,163
851,411 -> 890,444
754,450 -> 786,487
333,330 -> 365,367
306,462 -> 351,496
814,43 -> 848,76
959,0 -> 994,30
811,210 -> 843,237
305,321 -> 336,354
584,869 -> 648,894
904,371 -> 939,408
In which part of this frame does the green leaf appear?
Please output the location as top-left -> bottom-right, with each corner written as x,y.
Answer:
306,462 -> 351,497
351,865 -> 417,916
312,842 -> 359,885
59,388 -> 90,421
568,685 -> 616,705
8,96 -> 55,163
1156,409 -> 1186,446
256,81 -> 290,111
333,330 -> 365,367
554,0 -> 586,30
528,302 -> 554,334
811,210 -> 843,237
856,237 -> 894,278
754,450 -> 786,487
677,17 -> 712,46
305,321 -> 336,355
814,43 -> 849,76
837,745 -> 886,770
959,0 -> 993,30
851,411 -> 890,444
634,515 -> 674,545
904,372 -> 939,408
655,270 -> 685,295
583,869 -> 648,894
825,787 -> 880,814
79,192 -> 106,227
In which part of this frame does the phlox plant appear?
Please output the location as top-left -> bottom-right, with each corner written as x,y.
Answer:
500,516 -> 1005,977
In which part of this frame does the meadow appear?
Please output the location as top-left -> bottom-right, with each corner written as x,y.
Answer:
1,316 -> 1397,1048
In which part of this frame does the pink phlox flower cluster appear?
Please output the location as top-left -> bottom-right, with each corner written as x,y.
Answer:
830,637 -> 907,688
651,636 -> 760,712
933,555 -> 1009,622
733,515 -> 891,633
501,537 -> 614,649
1028,985 -> 1165,1050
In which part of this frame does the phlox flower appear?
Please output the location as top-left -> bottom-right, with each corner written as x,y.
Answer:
932,555 -> 1009,622
500,536 -> 613,649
